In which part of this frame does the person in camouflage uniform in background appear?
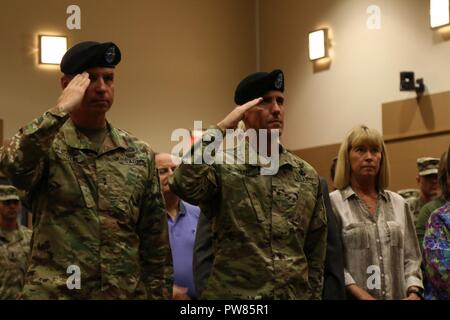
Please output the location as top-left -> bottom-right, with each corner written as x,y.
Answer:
0,185 -> 32,299
400,157 -> 441,222
0,41 -> 171,299
170,70 -> 327,299
415,152 -> 448,246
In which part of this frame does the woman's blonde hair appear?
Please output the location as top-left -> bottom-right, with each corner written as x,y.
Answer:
334,125 -> 390,190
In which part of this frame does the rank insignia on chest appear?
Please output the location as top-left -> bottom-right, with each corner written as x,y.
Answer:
119,157 -> 146,167
125,147 -> 137,158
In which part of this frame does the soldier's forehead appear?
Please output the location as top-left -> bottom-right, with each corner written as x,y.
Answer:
422,173 -> 438,178
263,90 -> 284,97
156,154 -> 176,167
159,160 -> 176,168
86,67 -> 115,75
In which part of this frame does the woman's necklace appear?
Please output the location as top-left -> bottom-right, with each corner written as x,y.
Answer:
356,190 -> 378,215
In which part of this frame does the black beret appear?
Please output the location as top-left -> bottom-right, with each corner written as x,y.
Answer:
234,69 -> 284,105
60,41 -> 121,75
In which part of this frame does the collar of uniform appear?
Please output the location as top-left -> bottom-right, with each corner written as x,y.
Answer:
14,225 -> 27,242
222,139 -> 264,168
0,229 -> 6,242
61,119 -> 128,152
340,185 -> 388,201
241,141 -> 299,169
246,141 -> 265,167
278,145 -> 300,168
61,118 -> 98,151
102,124 -> 129,153
0,226 -> 23,243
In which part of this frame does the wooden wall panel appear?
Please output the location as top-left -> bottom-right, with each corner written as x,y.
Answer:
293,143 -> 340,191
383,90 -> 450,192
0,119 -> 4,178
385,132 -> 449,192
293,91 -> 450,194
382,91 -> 450,141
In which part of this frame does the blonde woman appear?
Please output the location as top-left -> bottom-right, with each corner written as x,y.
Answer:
330,125 -> 423,300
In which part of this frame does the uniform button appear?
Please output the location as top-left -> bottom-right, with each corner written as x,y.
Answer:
381,273 -> 385,278
382,291 -> 386,295
379,256 -> 383,260
376,239 -> 380,243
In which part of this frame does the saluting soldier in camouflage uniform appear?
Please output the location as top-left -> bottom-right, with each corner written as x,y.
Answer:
0,42 -> 170,299
403,157 -> 441,221
0,185 -> 32,299
170,70 -> 327,299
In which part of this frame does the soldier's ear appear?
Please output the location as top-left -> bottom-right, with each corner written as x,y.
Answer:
60,76 -> 72,89
242,111 -> 249,126
241,118 -> 249,131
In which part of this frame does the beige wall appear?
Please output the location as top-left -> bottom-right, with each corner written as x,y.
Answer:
0,0 -> 257,152
260,0 -> 450,150
294,88 -> 450,192
2,0 -> 449,156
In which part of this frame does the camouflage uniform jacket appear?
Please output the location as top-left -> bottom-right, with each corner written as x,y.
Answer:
406,196 -> 427,222
0,107 -> 170,299
0,225 -> 32,299
169,127 -> 327,300
416,196 -> 446,247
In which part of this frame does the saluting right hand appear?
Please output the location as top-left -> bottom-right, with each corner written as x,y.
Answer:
217,97 -> 263,131
57,72 -> 90,113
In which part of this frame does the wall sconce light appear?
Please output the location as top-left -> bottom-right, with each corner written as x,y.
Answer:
308,29 -> 328,61
39,35 -> 67,65
430,0 -> 450,28
400,71 -> 425,95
